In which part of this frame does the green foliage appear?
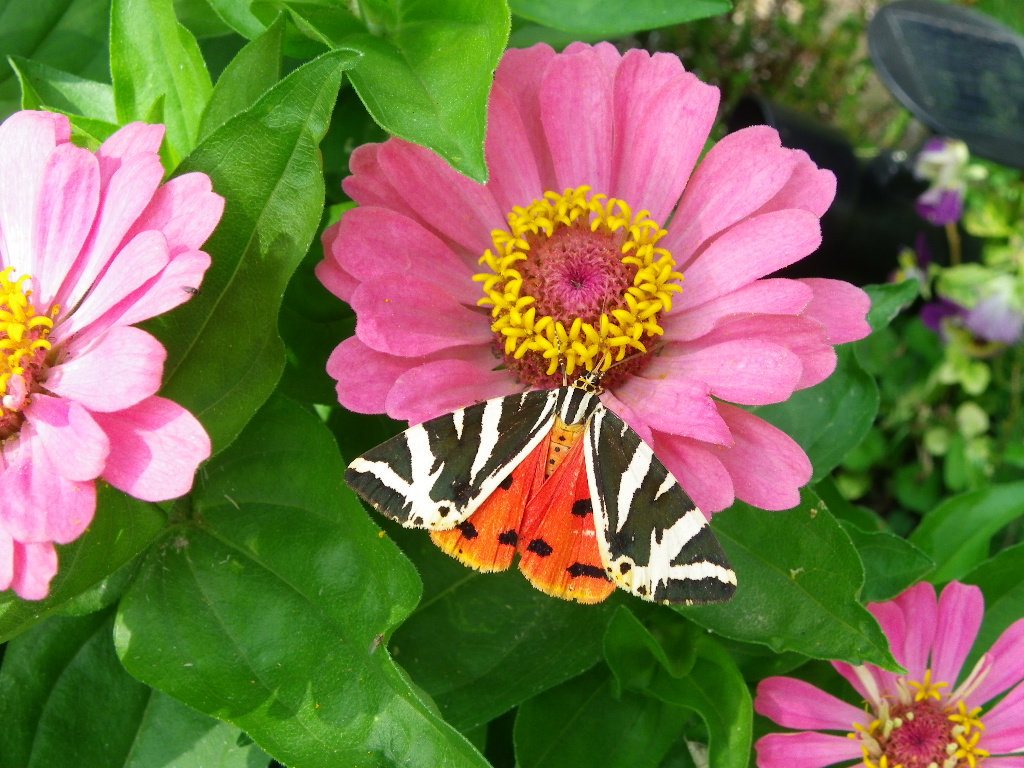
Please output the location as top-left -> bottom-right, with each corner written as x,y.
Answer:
509,0 -> 730,37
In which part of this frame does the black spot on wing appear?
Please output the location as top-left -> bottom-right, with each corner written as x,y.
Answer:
498,530 -> 518,546
567,563 -> 610,580
527,539 -> 553,557
571,499 -> 592,517
499,474 -> 515,491
457,521 -> 479,540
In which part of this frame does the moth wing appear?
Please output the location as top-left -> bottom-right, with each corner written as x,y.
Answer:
345,388 -> 558,530
585,405 -> 737,605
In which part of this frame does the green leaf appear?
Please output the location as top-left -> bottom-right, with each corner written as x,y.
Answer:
601,609 -> 751,768
110,0 -> 213,167
9,55 -> 116,120
115,396 -> 489,768
752,344 -> 879,481
388,522 -> 619,732
0,609 -> 265,768
0,485 -> 164,643
283,0 -> 510,181
0,0 -> 110,118
681,492 -> 899,670
146,49 -> 357,455
962,542 -> 1024,667
197,15 -> 285,141
509,0 -> 729,37
862,280 -> 919,332
514,664 -> 689,768
909,481 -> 1024,583
840,522 -> 934,603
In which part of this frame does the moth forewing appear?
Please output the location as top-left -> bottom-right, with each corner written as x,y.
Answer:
344,388 -> 560,530
584,404 -> 736,605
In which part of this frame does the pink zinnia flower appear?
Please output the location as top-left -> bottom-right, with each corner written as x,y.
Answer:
0,111 -> 223,600
317,42 -> 871,515
756,581 -> 1024,768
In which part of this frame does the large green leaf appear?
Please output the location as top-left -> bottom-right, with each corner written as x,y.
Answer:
752,343 -> 879,481
115,396 -> 489,768
0,0 -> 110,118
145,49 -> 357,455
861,280 -> 919,332
840,522 -> 934,603
281,0 -> 510,181
197,14 -> 285,141
388,523 -> 619,732
909,481 -> 1024,583
509,0 -> 729,37
962,542 -> 1024,669
0,609 -> 266,768
110,0 -> 213,167
681,492 -> 899,670
0,485 -> 164,643
514,664 -> 689,768
603,609 -> 751,768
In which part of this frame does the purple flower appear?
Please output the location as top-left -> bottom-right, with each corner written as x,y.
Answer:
914,138 -> 969,227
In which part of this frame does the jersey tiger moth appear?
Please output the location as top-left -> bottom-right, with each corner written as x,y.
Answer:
344,369 -> 737,605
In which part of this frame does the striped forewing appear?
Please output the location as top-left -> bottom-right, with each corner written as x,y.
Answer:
345,388 -> 559,529
584,405 -> 737,605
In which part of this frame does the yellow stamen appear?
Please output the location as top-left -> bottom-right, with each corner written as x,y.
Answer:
909,669 -> 948,701
474,186 -> 682,376
0,267 -> 53,400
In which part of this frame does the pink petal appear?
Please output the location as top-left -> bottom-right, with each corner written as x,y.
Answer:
386,360 -> 523,425
981,679 -> 1024,742
46,326 -> 166,412
982,759 -> 1024,768
931,581 -> 984,687
315,249 -> 358,303
755,676 -> 872,730
494,44 -> 558,190
890,581 -> 937,682
968,617 -> 1024,707
614,375 -> 733,445
328,337 -> 425,414
105,249 -> 211,328
566,41 -> 621,75
351,276 -> 492,356
650,433 -> 734,516
0,425 -> 96,543
662,278 -> 814,340
868,600 -> 911,675
647,339 -> 803,405
675,209 -> 823,310
34,143 -> 100,307
755,731 -> 862,768
715,403 -> 812,510
611,59 -> 719,224
24,394 -> 109,482
126,172 -> 224,256
0,524 -> 10,591
54,230 -> 170,341
485,83 -> 544,214
57,152 -> 167,313
378,139 -> 504,256
663,125 -> 798,265
330,206 -> 479,302
540,46 -> 614,194
95,122 -> 165,184
598,388 -> 654,444
343,143 -> 424,223
0,111 -> 69,275
9,539 -> 60,601
699,315 -> 836,390
798,279 -> 871,344
755,149 -> 837,218
93,396 -> 211,501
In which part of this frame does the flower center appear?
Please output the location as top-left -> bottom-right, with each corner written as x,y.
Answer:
1,267 -> 56,437
853,672 -> 989,768
474,186 -> 682,388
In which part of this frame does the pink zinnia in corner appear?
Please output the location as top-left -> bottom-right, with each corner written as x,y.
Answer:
317,42 -> 871,516
0,111 -> 223,600
756,581 -> 1024,767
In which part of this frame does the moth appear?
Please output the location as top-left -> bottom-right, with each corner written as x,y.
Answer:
345,369 -> 736,605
